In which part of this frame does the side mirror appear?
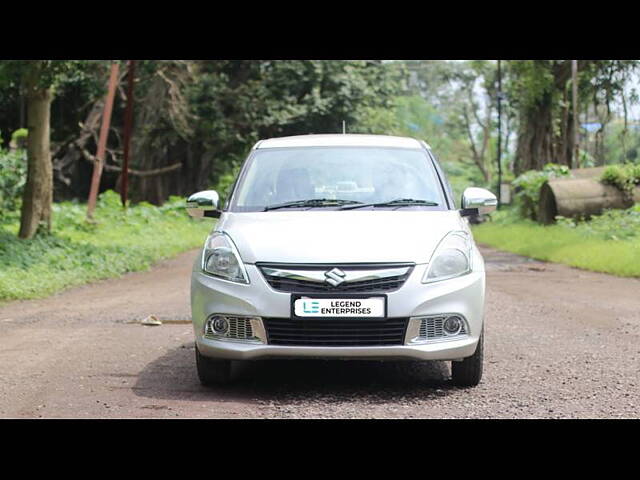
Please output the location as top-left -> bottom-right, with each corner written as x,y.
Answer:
186,190 -> 221,218
460,187 -> 497,216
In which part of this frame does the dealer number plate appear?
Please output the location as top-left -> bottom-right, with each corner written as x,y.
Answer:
293,297 -> 386,318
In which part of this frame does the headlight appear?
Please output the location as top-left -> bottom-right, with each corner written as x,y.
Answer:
423,231 -> 472,283
201,232 -> 249,283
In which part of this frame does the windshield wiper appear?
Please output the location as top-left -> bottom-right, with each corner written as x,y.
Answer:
338,198 -> 439,210
263,198 -> 362,211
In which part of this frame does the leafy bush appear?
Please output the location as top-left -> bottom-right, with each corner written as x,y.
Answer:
0,190 -> 212,302
512,163 -> 570,220
10,128 -> 28,148
473,205 -> 640,277
0,148 -> 27,220
555,204 -> 640,241
600,164 -> 640,198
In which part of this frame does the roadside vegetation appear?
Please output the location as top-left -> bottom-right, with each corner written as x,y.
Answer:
0,190 -> 211,302
600,163 -> 640,195
2,60 -> 640,300
473,204 -> 640,278
0,61 -> 398,301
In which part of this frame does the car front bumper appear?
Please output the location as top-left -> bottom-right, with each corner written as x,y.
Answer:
191,253 -> 485,362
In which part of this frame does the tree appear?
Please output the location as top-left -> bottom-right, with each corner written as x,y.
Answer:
403,60 -> 505,185
447,61 -> 498,184
112,60 -> 404,204
17,60 -> 403,206
0,60 -> 87,238
507,60 -> 639,174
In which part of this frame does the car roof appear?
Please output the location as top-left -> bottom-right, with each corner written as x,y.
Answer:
254,134 -> 429,150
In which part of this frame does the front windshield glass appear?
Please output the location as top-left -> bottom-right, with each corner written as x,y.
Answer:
231,146 -> 446,211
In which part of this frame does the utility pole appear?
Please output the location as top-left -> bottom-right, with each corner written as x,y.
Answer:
496,59 -> 503,208
572,60 -> 580,169
121,60 -> 136,208
87,62 -> 120,219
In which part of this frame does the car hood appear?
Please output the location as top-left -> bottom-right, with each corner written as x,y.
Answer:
216,210 -> 467,264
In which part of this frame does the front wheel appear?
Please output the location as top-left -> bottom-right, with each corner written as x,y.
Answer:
451,330 -> 483,387
195,346 -> 232,386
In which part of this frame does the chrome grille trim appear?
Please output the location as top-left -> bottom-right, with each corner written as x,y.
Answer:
258,263 -> 414,293
261,266 -> 411,283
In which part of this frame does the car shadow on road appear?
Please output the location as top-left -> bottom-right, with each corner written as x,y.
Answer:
133,342 -> 458,404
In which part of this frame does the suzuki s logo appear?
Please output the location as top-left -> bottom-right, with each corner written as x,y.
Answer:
324,267 -> 346,286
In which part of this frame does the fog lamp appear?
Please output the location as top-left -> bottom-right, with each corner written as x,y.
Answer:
210,316 -> 229,334
443,316 -> 463,336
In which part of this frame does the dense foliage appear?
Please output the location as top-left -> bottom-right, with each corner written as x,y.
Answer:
2,59 -> 639,217
401,61 -> 510,192
555,204 -> 640,241
3,59 -> 640,305
0,190 -> 211,301
189,60 -> 406,196
506,60 -> 640,173
600,163 -> 640,196
473,205 -> 640,277
0,147 -> 26,218
511,163 -> 570,220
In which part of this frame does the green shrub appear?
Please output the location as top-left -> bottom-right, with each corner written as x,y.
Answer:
601,164 -> 640,198
473,205 -> 640,277
10,128 -> 28,149
553,204 -> 640,241
0,148 -> 27,220
512,163 -> 570,220
0,190 -> 212,302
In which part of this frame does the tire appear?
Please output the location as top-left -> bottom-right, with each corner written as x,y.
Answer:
195,346 -> 232,386
451,330 -> 483,387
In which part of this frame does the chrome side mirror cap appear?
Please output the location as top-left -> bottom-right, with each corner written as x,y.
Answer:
186,190 -> 220,218
461,187 -> 497,215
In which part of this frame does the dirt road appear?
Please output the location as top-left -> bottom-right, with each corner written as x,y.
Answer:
1,246 -> 639,418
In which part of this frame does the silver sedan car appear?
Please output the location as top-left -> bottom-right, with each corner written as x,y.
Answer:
187,134 -> 496,387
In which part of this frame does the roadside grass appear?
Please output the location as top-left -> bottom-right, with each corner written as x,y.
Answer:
0,190 -> 212,303
472,208 -> 640,278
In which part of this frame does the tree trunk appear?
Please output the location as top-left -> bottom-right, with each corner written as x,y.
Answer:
19,78 -> 53,239
514,91 -> 554,174
514,61 -> 576,175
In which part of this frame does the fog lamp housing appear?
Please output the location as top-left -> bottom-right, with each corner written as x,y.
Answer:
211,316 -> 229,334
203,314 -> 267,344
443,315 -> 463,336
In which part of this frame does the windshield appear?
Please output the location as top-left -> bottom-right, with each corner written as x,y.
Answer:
230,146 -> 446,212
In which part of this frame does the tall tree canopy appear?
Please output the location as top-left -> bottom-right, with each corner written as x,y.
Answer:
0,60 -> 89,238
507,60 -> 639,174
3,58 -> 639,237
42,60 -> 405,205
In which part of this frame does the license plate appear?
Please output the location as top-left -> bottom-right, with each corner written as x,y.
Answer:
293,296 -> 386,318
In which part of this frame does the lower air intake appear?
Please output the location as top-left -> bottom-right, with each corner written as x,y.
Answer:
263,317 -> 409,347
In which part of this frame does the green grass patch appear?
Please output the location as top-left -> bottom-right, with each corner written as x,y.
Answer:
473,208 -> 640,277
0,190 -> 212,302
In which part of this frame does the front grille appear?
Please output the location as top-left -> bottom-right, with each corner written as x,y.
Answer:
418,316 -> 467,340
204,316 -> 254,340
263,317 -> 408,346
259,264 -> 413,293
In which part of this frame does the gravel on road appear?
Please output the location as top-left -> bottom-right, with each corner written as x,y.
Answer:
1,246 -> 638,418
